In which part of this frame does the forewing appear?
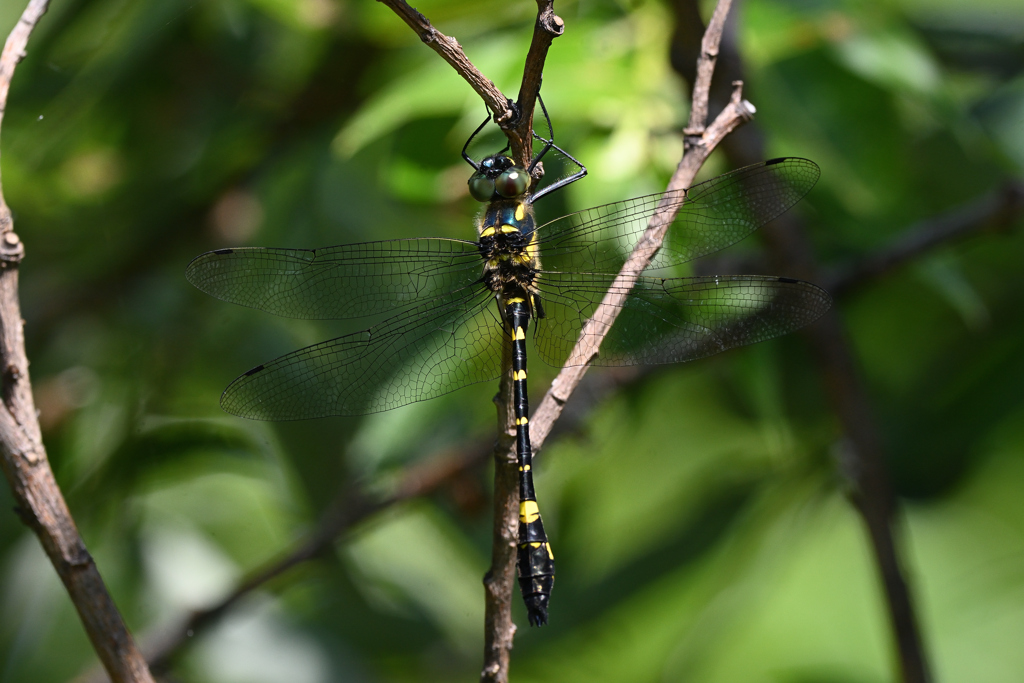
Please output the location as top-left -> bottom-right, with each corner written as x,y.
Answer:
186,238 -> 483,320
534,272 -> 831,367
534,158 -> 820,274
220,287 -> 503,419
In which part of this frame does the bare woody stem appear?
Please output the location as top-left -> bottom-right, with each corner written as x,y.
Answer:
375,0 -> 563,171
376,1 -> 749,679
365,2 -> 568,675
372,3 -> 569,680
825,182 -> 1024,296
0,1 -> 155,682
510,1 -> 563,167
525,0 -> 749,465
487,0 -> 746,677
481,3 -> 564,677
671,0 -> 934,678
376,0 -> 510,120
683,0 -> 732,140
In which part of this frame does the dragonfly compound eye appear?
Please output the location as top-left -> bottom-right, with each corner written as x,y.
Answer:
495,168 -> 528,198
469,174 -> 496,202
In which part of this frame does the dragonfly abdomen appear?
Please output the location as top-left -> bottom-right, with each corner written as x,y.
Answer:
506,299 -> 554,627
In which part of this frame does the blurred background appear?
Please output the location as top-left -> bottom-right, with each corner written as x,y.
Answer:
1,0 -> 1023,681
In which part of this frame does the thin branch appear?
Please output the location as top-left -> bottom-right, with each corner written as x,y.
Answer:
0,0 -> 47,124
81,369 -> 653,681
683,0 -> 732,141
481,341 -> 518,683
482,1 -> 747,674
376,0 -> 512,123
510,0 -> 563,167
479,7 -> 567,678
526,0 -> 750,460
371,3 -> 568,679
826,182 -> 1024,297
669,0 -> 934,679
377,0 -> 566,170
479,5 -> 566,663
71,441 -> 491,683
0,1 -> 155,682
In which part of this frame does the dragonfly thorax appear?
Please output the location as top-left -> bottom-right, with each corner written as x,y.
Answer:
478,197 -> 541,299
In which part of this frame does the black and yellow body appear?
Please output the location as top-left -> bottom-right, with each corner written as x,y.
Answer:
474,181 -> 556,626
508,301 -> 555,627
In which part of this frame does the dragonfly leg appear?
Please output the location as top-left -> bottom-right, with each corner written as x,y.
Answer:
462,107 -> 493,170
527,93 -> 587,203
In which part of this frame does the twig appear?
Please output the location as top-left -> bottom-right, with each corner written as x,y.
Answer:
482,346 -> 519,681
70,441 -> 491,683
484,1 -> 748,676
0,2 -> 155,682
682,0 -> 732,142
670,0 -> 935,679
373,0 -> 569,675
479,1 -> 566,672
376,0 -> 511,123
377,0 -> 566,166
826,182 -> 1024,297
78,369 -> 652,681
523,0 -> 750,467
510,1 -> 563,166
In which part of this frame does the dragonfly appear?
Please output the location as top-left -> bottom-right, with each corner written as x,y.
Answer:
186,108 -> 831,626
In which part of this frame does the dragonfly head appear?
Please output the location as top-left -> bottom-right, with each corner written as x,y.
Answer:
469,154 -> 529,202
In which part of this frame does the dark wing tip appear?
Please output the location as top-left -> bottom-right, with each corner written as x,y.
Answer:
777,276 -> 834,320
765,157 -> 821,200
243,364 -> 266,377
185,248 -> 233,288
220,362 -> 347,421
219,363 -> 330,422
765,156 -> 818,168
779,156 -> 820,179
769,155 -> 820,174
220,366 -> 270,420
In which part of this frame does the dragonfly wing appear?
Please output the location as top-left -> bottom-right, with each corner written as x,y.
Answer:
534,272 -> 831,367
221,287 -> 503,419
186,238 -> 483,320
534,158 -> 820,274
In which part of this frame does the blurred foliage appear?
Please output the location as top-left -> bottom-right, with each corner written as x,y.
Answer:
1,0 -> 1023,681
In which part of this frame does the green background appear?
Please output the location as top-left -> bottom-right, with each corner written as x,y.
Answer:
1,0 -> 1023,681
